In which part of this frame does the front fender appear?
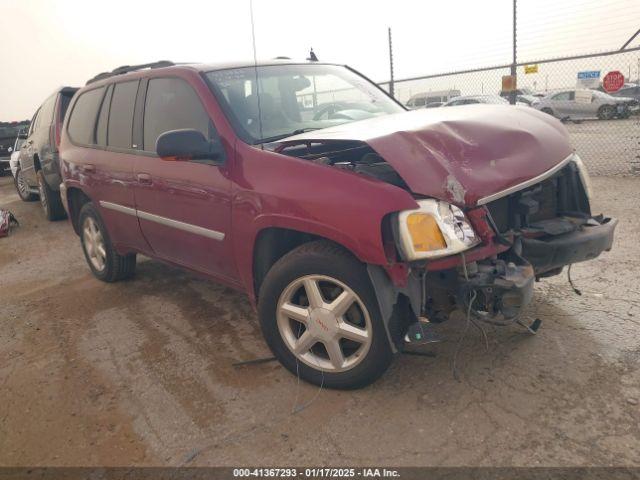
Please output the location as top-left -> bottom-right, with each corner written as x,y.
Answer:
231,142 -> 419,299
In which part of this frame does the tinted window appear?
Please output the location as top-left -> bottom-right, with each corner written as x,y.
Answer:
38,94 -> 57,128
143,77 -> 210,151
96,86 -> 113,147
67,87 -> 105,145
108,81 -> 138,149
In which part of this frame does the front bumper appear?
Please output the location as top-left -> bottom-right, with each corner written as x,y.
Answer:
521,217 -> 617,275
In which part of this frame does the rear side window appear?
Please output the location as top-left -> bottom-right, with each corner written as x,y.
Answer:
67,87 -> 105,145
96,86 -> 113,147
59,92 -> 75,121
143,77 -> 210,151
108,81 -> 139,149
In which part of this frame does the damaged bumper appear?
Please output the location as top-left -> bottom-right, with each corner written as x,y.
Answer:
522,216 -> 617,275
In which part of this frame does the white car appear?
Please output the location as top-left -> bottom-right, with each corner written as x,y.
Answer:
9,136 -> 24,177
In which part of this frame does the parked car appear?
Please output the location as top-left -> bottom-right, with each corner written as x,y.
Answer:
16,87 -> 78,216
606,84 -> 640,105
60,60 -> 616,389
0,122 -> 28,175
534,89 -> 639,120
444,95 -> 522,106
406,89 -> 461,109
516,94 -> 540,106
499,87 -> 542,98
10,130 -> 34,198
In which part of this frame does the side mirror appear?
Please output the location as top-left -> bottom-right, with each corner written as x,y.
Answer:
156,129 -> 224,163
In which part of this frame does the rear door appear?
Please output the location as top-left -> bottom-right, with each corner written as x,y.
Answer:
21,93 -> 56,186
132,76 -> 237,283
65,82 -> 148,254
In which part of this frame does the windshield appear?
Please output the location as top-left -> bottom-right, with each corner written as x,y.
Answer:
205,64 -> 403,144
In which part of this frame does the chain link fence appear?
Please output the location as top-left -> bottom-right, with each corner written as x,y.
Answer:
379,47 -> 640,176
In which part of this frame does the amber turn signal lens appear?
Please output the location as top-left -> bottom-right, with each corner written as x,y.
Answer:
406,213 -> 447,252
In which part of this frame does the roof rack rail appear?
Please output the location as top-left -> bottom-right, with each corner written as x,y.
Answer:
86,60 -> 174,85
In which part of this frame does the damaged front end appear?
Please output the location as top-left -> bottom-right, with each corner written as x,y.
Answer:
271,116 -> 616,349
368,154 -> 617,350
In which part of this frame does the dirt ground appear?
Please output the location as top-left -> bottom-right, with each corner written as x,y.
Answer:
0,174 -> 639,468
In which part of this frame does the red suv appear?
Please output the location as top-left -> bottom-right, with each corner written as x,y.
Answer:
60,60 -> 616,388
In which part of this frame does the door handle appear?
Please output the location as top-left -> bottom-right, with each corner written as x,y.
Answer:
82,164 -> 96,173
137,173 -> 152,185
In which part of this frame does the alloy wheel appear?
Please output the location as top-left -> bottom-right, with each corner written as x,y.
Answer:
83,217 -> 106,271
276,274 -> 372,373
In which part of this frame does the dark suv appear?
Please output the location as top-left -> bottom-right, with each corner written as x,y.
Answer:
16,87 -> 78,219
60,60 -> 616,389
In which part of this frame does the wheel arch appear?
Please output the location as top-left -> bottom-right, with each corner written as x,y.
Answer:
33,153 -> 42,172
66,186 -> 93,234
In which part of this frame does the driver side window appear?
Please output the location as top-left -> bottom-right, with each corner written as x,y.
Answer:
143,77 -> 214,153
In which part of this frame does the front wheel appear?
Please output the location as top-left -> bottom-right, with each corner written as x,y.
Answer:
79,202 -> 136,282
37,170 -> 66,220
597,104 -> 615,120
258,241 -> 392,389
14,167 -> 37,201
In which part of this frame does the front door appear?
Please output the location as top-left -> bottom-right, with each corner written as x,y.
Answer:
132,76 -> 237,284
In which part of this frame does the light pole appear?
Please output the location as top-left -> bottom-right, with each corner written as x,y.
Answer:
509,0 -> 517,105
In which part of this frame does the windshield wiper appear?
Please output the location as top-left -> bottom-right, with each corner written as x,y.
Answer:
258,128 -> 321,144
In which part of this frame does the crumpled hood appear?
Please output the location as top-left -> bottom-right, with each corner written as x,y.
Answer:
280,105 -> 573,206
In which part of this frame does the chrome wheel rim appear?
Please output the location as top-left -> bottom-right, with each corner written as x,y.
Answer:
38,177 -> 47,212
276,275 -> 372,373
83,217 -> 106,271
16,171 -> 29,197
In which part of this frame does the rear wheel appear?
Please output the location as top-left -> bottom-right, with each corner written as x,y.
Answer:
37,170 -> 66,220
597,104 -> 615,120
258,241 -> 392,389
14,167 -> 37,201
79,202 -> 136,282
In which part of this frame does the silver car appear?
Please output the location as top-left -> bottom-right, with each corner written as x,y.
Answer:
534,89 -> 639,120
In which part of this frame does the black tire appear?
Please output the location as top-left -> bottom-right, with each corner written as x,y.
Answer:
14,167 -> 37,201
78,202 -> 136,282
258,240 -> 393,389
597,104 -> 615,120
36,170 -> 66,221
540,107 -> 554,117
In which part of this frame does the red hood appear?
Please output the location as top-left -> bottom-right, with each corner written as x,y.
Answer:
281,105 -> 573,206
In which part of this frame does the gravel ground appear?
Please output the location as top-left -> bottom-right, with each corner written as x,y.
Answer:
0,174 -> 639,467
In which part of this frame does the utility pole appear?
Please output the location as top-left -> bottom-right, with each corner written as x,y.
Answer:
388,27 -> 395,98
509,0 -> 517,105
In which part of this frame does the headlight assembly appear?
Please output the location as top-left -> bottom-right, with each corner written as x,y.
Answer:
396,199 -> 480,261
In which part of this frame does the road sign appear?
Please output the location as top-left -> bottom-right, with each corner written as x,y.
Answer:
603,71 -> 625,93
524,64 -> 538,74
577,70 -> 600,88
